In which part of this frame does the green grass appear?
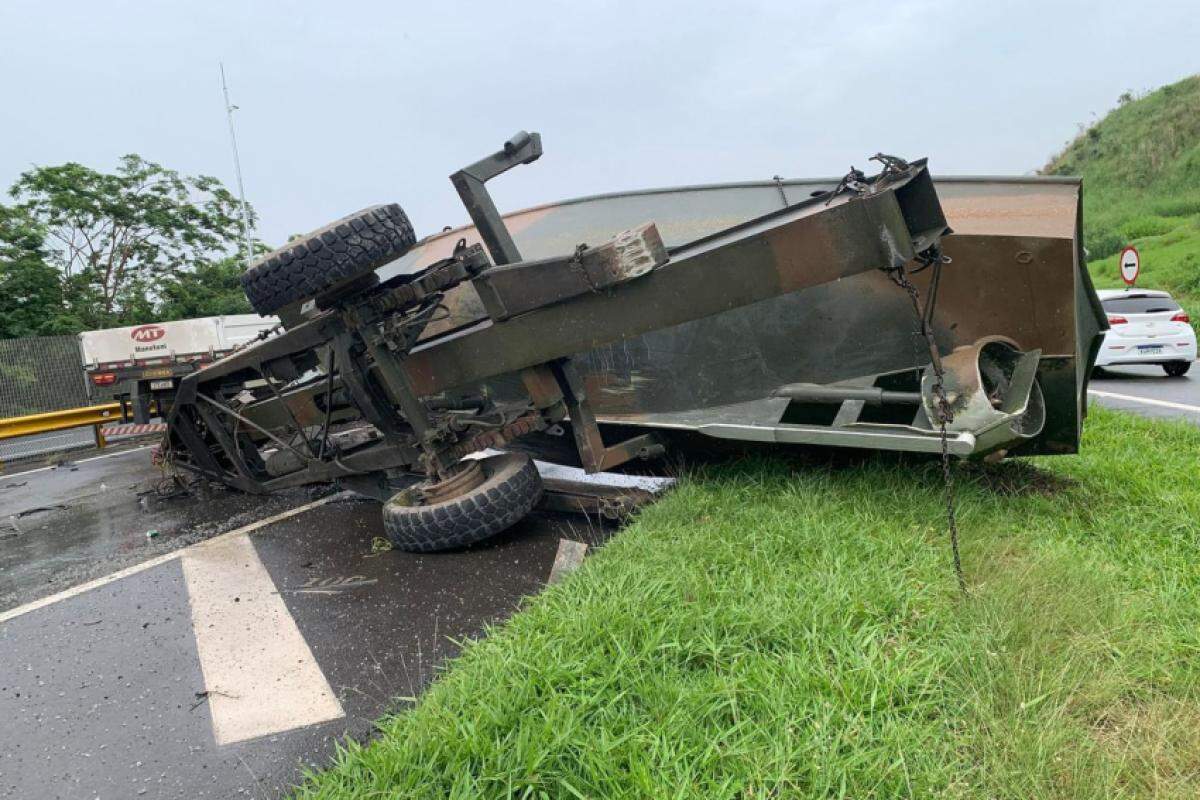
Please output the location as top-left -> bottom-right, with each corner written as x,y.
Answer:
1043,74 -> 1200,334
295,407 -> 1200,799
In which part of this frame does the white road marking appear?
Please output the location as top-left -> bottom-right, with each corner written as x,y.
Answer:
0,496 -> 336,625
1,444 -> 154,478
1089,389 -> 1200,414
181,532 -> 344,744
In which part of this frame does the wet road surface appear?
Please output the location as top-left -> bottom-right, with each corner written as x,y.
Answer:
0,449 -> 620,799
0,447 -> 325,612
1088,362 -> 1199,425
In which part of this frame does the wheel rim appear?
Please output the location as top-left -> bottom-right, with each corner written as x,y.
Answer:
419,460 -> 486,504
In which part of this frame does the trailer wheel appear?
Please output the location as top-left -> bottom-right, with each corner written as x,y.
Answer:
240,204 -> 416,315
382,453 -> 543,552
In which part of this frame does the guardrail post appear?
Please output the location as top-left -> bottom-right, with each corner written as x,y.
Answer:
93,423 -> 107,450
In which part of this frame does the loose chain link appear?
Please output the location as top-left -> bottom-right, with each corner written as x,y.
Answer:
885,254 -> 967,594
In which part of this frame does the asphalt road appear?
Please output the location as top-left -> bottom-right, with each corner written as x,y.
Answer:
0,427 -> 95,464
1088,362 -> 1200,425
0,447 -> 325,612
0,449 -> 626,799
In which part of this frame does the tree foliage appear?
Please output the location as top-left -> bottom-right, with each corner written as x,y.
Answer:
0,206 -> 73,337
0,155 -> 258,338
158,255 -> 254,319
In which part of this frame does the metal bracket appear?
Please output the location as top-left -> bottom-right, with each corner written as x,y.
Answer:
551,360 -> 664,473
450,131 -> 543,266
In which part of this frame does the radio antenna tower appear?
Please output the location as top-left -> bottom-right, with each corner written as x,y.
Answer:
220,63 -> 255,269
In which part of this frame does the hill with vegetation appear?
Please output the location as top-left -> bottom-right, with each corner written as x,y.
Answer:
1043,74 -> 1200,329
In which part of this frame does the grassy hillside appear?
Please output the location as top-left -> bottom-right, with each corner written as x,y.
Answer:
1043,75 -> 1200,330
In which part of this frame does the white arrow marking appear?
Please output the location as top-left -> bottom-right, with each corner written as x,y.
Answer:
181,532 -> 344,745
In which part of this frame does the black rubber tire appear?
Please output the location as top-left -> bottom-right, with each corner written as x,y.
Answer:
382,453 -> 543,552
1164,361 -> 1191,377
240,204 -> 416,315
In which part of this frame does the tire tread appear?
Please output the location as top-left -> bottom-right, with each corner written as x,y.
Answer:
382,454 -> 543,552
240,203 -> 416,314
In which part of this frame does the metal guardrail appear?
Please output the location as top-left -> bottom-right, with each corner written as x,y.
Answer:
0,402 -> 125,442
0,403 -> 167,468
0,404 -> 127,464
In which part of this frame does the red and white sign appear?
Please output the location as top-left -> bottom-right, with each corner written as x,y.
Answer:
101,422 -> 168,439
130,324 -> 167,343
1119,246 -> 1140,286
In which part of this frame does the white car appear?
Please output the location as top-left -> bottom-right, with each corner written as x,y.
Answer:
1094,288 -> 1196,376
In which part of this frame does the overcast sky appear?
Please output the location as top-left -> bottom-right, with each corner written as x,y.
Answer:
1,0 -> 1195,247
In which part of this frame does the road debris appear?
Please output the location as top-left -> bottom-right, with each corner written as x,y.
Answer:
15,504 -> 66,518
365,536 -> 393,557
284,576 -> 380,595
190,689 -> 240,711
547,538 -> 588,584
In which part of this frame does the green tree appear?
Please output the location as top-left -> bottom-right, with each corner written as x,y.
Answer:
6,154 -> 252,330
0,205 -> 74,337
158,255 -> 253,319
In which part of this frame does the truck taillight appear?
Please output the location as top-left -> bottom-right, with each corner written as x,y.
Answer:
1171,311 -> 1191,323
1107,315 -> 1128,325
91,372 -> 117,386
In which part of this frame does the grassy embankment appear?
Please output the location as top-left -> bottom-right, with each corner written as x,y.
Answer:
296,407 -> 1200,799
1044,74 -> 1200,335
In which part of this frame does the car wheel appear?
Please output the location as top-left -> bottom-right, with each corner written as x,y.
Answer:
1163,361 -> 1191,377
381,453 -> 543,552
240,204 -> 416,315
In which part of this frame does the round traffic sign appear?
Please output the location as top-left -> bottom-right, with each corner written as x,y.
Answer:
1119,246 -> 1140,286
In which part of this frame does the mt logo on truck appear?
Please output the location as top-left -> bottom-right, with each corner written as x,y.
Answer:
130,324 -> 166,343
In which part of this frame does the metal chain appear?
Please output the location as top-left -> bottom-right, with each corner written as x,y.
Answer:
885,256 -> 967,594
568,242 -> 604,293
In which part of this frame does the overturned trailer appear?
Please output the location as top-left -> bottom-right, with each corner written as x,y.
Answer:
164,132 -> 1106,551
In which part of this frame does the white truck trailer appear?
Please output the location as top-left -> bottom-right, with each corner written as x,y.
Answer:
79,314 -> 278,422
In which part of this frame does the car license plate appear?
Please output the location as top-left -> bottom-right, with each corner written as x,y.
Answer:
1137,345 -> 1163,355
149,379 -> 175,390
